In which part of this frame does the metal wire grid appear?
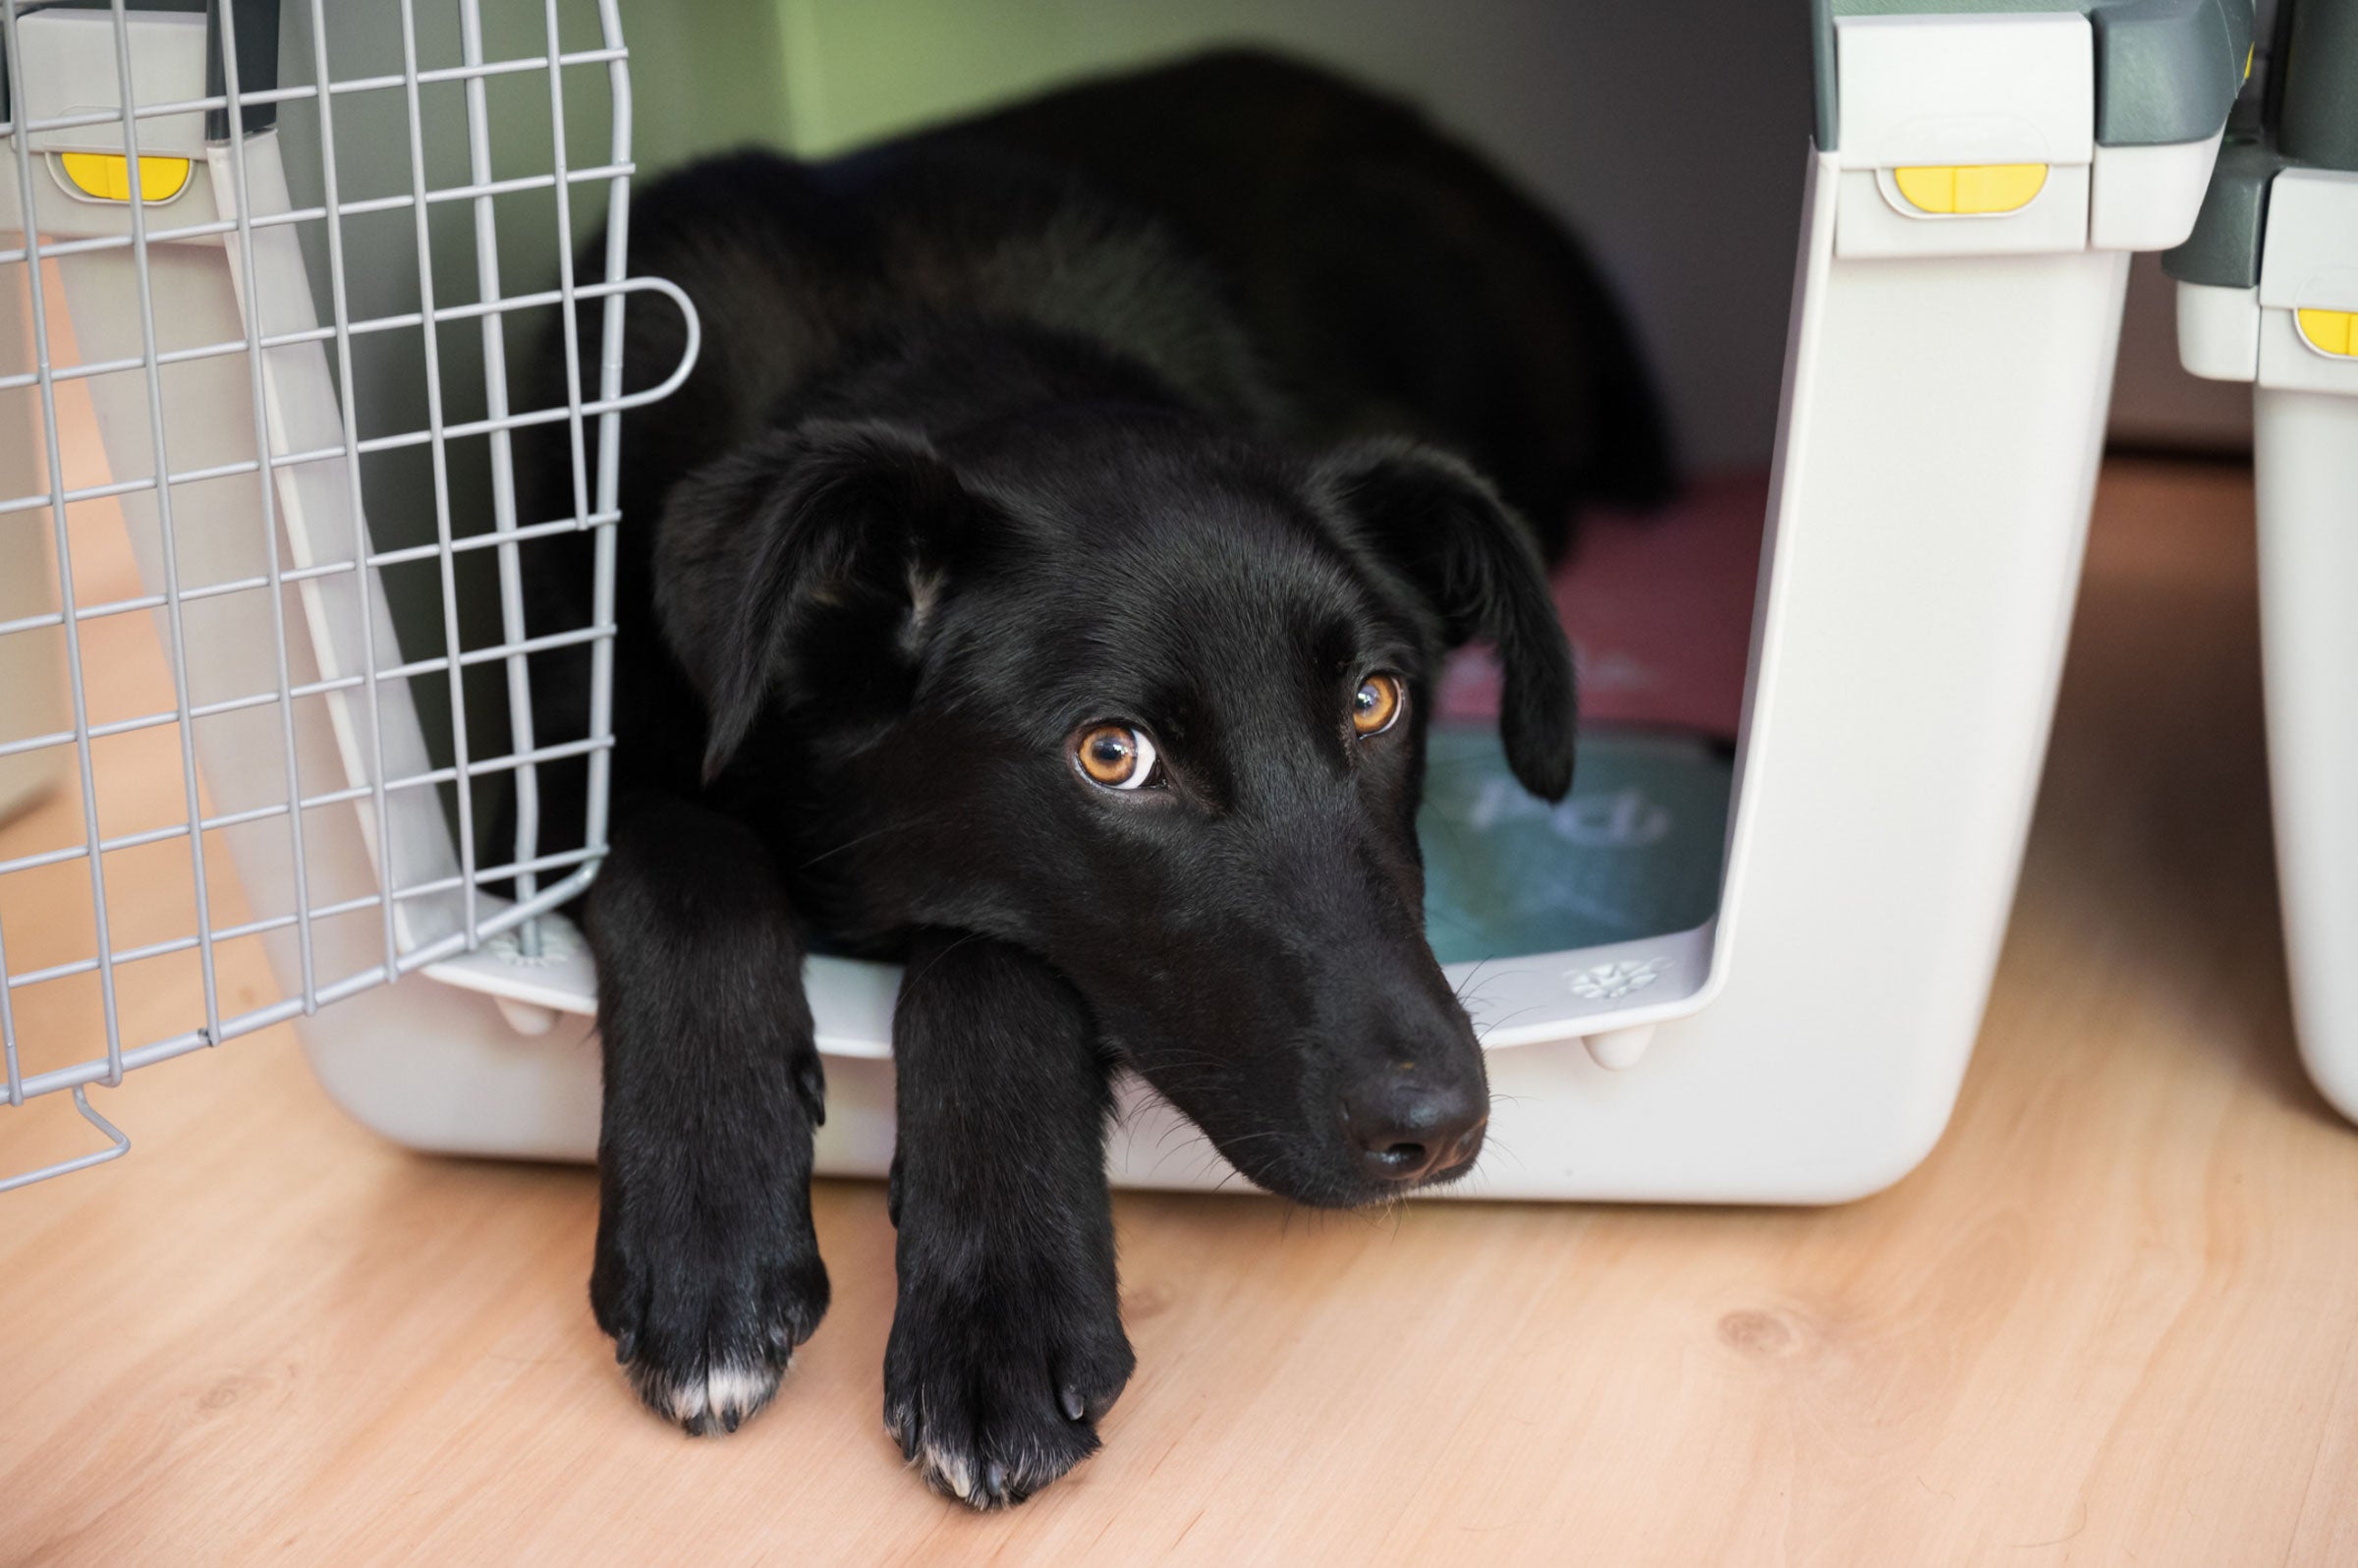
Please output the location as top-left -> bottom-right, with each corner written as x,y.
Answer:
0,0 -> 699,1190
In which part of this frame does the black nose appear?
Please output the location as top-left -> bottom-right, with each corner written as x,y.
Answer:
1337,1075 -> 1487,1185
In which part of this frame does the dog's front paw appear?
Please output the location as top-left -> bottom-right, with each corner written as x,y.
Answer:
590,1166 -> 829,1436
882,1267 -> 1135,1508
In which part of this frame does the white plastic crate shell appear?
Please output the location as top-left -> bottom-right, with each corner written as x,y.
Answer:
0,2 -> 2236,1202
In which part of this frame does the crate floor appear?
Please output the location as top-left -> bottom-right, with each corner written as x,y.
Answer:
6,458 -> 2355,1565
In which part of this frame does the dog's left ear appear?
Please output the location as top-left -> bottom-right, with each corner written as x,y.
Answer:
1315,438 -> 1577,801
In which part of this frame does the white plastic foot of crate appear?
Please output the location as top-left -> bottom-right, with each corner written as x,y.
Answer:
1581,1025 -> 1656,1071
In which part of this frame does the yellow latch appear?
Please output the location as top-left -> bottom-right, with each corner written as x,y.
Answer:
56,151 -> 193,203
1892,163 -> 2049,215
2296,308 -> 2357,358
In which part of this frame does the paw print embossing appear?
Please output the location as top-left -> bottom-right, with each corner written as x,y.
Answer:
1565,957 -> 1671,1002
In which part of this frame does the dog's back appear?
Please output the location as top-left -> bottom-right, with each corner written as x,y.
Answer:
932,49 -> 1674,532
544,48 -> 1670,553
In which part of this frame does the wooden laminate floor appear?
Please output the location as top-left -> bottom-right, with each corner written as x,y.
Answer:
4,458 -> 2353,1566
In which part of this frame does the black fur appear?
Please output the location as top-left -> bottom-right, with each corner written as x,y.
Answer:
882,931 -> 1133,1506
930,49 -> 1675,542
585,798 -> 828,1435
515,49 -> 1664,1507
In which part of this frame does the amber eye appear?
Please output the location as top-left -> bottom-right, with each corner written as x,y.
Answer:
1351,673 -> 1404,736
1072,723 -> 1160,791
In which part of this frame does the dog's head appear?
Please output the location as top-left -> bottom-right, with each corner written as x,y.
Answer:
656,409 -> 1575,1206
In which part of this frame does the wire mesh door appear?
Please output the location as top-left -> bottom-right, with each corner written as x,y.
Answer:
0,0 -> 695,1191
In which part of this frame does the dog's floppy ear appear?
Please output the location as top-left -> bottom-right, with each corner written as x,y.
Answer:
656,420 -> 985,781
1316,437 -> 1577,802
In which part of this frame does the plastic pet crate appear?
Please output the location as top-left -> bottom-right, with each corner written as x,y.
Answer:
1,0 -> 2251,1201
2168,0 -> 2358,1122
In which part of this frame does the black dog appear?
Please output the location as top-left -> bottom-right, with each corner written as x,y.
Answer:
517,49 -> 1667,1507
